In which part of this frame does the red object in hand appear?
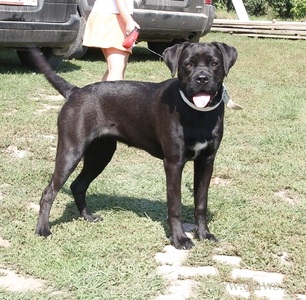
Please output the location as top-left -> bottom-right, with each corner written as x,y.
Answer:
122,28 -> 140,49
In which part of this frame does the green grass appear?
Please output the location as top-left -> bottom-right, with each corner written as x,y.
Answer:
0,33 -> 305,299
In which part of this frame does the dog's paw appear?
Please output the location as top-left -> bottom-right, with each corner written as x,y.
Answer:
35,226 -> 52,237
171,236 -> 194,250
197,231 -> 218,242
83,214 -> 102,223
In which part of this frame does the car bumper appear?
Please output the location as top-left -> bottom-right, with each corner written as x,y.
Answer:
0,14 -> 79,49
134,6 -> 215,42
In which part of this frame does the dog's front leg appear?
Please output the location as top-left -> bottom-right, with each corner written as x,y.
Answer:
194,158 -> 218,242
164,159 -> 194,250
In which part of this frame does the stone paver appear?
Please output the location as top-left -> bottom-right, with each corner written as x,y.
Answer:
168,279 -> 195,298
155,224 -> 218,299
155,246 -> 189,266
213,255 -> 242,266
5,145 -> 29,159
227,268 -> 288,299
254,287 -> 285,300
224,282 -> 250,298
0,268 -> 45,292
155,226 -> 299,300
154,224 -> 306,300
231,269 -> 285,284
27,202 -> 40,212
0,237 -> 10,248
224,280 -> 287,300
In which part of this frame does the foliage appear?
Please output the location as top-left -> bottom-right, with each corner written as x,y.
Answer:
214,0 -> 269,16
213,0 -> 306,19
213,0 -> 232,11
268,0 -> 294,19
291,0 -> 306,19
244,0 -> 267,16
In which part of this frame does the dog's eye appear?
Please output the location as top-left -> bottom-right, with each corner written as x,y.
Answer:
184,61 -> 193,68
211,61 -> 219,67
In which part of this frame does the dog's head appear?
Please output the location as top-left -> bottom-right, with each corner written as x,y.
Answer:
163,42 -> 238,109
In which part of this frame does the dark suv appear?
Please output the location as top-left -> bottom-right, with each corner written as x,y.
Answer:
0,0 -> 80,68
0,0 -> 215,68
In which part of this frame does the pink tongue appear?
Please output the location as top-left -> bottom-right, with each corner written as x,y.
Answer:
193,92 -> 211,108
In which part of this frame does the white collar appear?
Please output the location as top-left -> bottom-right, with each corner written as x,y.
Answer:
179,89 -> 223,112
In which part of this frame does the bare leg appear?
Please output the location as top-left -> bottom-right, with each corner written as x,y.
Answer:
102,48 -> 130,81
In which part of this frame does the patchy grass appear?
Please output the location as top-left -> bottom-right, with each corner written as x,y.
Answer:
0,33 -> 305,299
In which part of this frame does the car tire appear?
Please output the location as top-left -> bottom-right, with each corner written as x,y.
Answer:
64,15 -> 88,59
17,48 -> 63,70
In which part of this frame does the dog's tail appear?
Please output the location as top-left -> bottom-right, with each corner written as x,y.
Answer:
29,47 -> 79,100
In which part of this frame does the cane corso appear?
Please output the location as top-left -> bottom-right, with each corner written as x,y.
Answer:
32,42 -> 238,249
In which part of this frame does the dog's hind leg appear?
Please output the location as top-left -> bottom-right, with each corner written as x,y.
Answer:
36,139 -> 86,237
70,137 -> 117,222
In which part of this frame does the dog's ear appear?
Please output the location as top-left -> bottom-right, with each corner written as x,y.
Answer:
162,42 -> 190,77
211,42 -> 238,75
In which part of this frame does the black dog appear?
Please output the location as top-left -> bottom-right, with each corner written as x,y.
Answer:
32,42 -> 237,249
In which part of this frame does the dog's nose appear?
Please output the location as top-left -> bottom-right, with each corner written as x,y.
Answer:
197,74 -> 209,84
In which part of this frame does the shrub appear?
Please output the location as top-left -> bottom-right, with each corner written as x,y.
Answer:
213,0 -> 268,16
268,0 -> 294,19
244,0 -> 267,16
213,0 -> 233,11
291,0 -> 306,19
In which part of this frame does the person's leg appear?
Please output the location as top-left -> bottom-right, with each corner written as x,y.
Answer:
102,48 -> 130,81
102,69 -> 109,82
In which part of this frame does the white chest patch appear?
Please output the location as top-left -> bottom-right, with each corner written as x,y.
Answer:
189,141 -> 209,159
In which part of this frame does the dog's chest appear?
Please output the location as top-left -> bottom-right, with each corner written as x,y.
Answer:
182,118 -> 222,160
186,140 -> 210,160
187,140 -> 209,159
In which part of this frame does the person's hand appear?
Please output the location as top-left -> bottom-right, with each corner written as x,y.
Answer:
126,19 -> 140,36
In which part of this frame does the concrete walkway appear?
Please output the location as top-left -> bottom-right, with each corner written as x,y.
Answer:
155,223 -> 306,300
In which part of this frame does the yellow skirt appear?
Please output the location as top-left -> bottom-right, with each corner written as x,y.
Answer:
83,13 -> 132,54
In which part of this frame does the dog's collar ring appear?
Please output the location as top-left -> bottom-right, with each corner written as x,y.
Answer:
179,89 -> 223,112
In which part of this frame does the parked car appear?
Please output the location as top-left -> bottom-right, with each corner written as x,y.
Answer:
70,0 -> 216,58
0,0 -> 215,68
0,0 -> 80,68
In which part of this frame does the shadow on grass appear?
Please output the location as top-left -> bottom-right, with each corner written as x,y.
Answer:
0,49 -> 81,74
50,189 -> 215,238
0,46 -> 160,75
